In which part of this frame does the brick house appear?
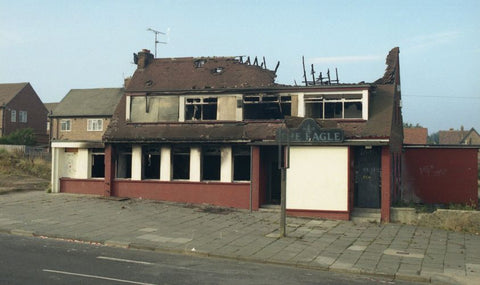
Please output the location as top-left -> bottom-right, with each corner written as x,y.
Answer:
44,102 -> 59,136
52,47 -> 404,222
50,88 -> 123,188
0,82 -> 48,143
403,127 -> 428,144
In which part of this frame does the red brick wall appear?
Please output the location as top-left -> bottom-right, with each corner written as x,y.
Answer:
403,148 -> 478,206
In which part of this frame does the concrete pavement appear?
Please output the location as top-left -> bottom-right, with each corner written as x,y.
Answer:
1,191 -> 479,285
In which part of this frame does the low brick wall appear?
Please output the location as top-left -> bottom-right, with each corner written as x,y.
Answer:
391,207 -> 480,233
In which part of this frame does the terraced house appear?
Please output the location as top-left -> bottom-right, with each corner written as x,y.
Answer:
52,47 -> 404,222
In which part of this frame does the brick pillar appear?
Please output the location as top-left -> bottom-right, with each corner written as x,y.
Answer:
381,146 -> 391,223
104,144 -> 115,197
251,146 -> 260,210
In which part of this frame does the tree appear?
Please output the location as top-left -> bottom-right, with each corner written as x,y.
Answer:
427,131 -> 439,144
0,128 -> 36,146
403,122 -> 423,128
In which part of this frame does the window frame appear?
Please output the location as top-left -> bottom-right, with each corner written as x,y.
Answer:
304,93 -> 364,120
19,111 -> 27,123
10,110 -> 16,122
60,119 -> 71,132
87,119 -> 103,132
184,97 -> 218,121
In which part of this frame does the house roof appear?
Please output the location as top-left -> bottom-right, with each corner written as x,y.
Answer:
438,129 -> 469,144
125,56 -> 277,92
104,84 -> 395,143
52,88 -> 124,117
460,128 -> 480,144
0,82 -> 29,105
403,128 -> 428,144
44,102 -> 59,114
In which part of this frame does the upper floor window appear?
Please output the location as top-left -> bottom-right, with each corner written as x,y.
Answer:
304,94 -> 363,119
243,94 -> 291,120
19,111 -> 27,123
87,119 -> 103,131
185,97 -> 217,120
11,110 -> 16,122
60,119 -> 71,132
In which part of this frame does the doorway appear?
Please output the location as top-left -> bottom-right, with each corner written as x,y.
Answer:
354,146 -> 381,208
260,146 -> 281,205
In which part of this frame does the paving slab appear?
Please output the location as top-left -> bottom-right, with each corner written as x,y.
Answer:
1,190 -> 480,285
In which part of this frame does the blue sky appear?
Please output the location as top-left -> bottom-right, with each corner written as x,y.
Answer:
1,0 -> 479,133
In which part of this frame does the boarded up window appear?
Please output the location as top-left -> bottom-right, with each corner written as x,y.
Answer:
202,147 -> 220,181
131,96 -> 179,122
173,147 -> 190,180
233,146 -> 250,181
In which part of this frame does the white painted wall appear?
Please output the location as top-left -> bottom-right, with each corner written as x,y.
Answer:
286,146 -> 349,211
131,145 -> 142,180
76,149 -> 90,179
220,146 -> 232,182
160,146 -> 171,181
51,147 -> 63,193
190,147 -> 201,182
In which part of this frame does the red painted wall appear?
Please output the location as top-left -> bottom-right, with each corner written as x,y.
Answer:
381,146 -> 392,223
112,180 -> 251,209
60,179 -> 104,195
403,148 -> 478,206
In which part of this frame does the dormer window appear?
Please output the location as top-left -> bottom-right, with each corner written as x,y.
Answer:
185,97 -> 217,120
194,59 -> 206,68
304,92 -> 366,120
213,67 -> 224,74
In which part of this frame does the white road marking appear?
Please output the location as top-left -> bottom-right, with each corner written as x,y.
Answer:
97,256 -> 153,265
42,269 -> 156,285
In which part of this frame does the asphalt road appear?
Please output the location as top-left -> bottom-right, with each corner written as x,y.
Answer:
0,233 -> 422,285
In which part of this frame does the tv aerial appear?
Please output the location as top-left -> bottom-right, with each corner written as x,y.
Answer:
147,27 -> 169,58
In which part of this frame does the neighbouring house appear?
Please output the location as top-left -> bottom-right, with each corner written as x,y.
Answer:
52,47 -> 403,222
403,127 -> 428,145
0,82 -> 48,144
44,102 -> 59,137
439,126 -> 480,145
50,88 -> 123,184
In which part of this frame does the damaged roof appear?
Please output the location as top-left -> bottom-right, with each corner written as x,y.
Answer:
126,55 -> 277,92
104,84 -> 396,143
52,88 -> 124,117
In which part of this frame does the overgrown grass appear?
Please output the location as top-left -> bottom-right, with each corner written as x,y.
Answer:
0,149 -> 50,180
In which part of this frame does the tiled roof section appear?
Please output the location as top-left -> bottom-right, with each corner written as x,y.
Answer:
44,102 -> 59,114
438,129 -> 469,144
403,128 -> 428,144
52,88 -> 124,117
126,57 -> 277,92
460,128 -> 480,145
104,84 -> 395,142
0,82 -> 29,105
375,47 -> 399,84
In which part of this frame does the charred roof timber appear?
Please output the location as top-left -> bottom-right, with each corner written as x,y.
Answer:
301,56 -> 340,86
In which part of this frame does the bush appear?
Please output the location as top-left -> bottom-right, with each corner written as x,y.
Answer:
0,150 -> 50,179
0,128 -> 36,145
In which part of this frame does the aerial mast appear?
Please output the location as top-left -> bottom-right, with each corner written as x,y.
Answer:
146,27 -> 167,58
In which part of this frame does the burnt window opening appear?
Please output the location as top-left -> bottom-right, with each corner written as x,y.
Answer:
305,94 -> 363,119
142,146 -> 160,179
202,147 -> 220,181
233,146 -> 250,181
116,146 -> 132,179
91,148 -> 105,178
185,97 -> 217,120
243,94 -> 291,120
212,67 -> 224,74
173,147 -> 190,180
194,59 -> 206,68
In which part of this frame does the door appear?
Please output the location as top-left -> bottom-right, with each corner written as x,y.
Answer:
354,147 -> 381,208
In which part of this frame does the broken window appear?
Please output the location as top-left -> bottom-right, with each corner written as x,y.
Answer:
91,148 -> 105,178
130,96 -> 179,122
243,94 -> 291,120
142,146 -> 160,179
185,97 -> 217,120
305,94 -> 363,119
233,146 -> 250,181
172,147 -> 190,180
202,147 -> 220,181
116,146 -> 132,179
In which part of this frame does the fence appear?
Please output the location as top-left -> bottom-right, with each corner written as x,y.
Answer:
0,144 -> 51,161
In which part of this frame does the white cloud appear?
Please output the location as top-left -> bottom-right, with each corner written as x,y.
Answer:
310,55 -> 383,64
404,31 -> 462,52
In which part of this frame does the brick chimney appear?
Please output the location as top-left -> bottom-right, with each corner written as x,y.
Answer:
135,49 -> 154,69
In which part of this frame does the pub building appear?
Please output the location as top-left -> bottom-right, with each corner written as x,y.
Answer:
52,47 -> 403,222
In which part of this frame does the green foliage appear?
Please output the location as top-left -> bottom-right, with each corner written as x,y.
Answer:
403,122 -> 423,128
0,150 -> 50,180
0,128 -> 36,145
427,131 -> 439,144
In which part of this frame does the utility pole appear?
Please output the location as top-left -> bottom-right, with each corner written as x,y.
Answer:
147,28 -> 167,58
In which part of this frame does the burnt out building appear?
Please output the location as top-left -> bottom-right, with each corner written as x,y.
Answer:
54,47 -> 403,222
